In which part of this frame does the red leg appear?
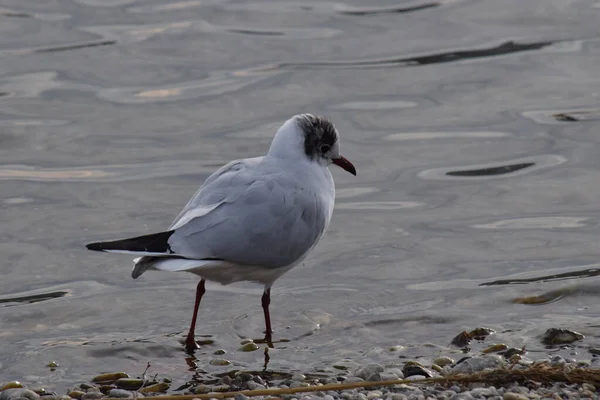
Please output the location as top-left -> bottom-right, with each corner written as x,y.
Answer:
261,288 -> 272,343
185,279 -> 206,352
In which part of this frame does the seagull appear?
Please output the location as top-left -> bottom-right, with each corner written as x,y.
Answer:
86,114 -> 356,352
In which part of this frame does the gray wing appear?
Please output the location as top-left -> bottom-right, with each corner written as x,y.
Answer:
167,157 -> 333,267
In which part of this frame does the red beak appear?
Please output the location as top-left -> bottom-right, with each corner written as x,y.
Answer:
332,156 -> 357,176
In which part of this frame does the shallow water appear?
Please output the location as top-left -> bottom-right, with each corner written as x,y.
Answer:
2,0 -> 600,390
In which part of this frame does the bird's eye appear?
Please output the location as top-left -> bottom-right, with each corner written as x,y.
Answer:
321,144 -> 331,153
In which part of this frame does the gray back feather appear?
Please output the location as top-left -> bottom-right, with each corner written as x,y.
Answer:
168,157 -> 334,267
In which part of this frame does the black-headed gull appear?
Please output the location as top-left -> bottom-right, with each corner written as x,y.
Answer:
86,114 -> 356,351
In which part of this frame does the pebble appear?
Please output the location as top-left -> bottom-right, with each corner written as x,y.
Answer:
91,373 -> 129,384
0,389 -> 39,400
1,383 -> 24,391
209,358 -> 231,366
433,357 -> 454,367
114,379 -> 144,390
246,382 -> 266,390
452,355 -> 505,373
2,347 -> 599,400
81,394 -> 103,400
108,389 -> 133,398
240,342 -> 260,352
139,383 -> 169,393
354,364 -> 384,380
502,393 -> 528,400
542,328 -> 584,345
291,373 -> 306,381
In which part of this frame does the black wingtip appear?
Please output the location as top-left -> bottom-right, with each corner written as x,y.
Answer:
84,230 -> 175,254
86,241 -> 107,252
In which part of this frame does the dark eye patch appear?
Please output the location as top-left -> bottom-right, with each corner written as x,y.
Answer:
321,144 -> 331,153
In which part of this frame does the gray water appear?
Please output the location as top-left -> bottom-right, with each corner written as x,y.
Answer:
2,0 -> 600,390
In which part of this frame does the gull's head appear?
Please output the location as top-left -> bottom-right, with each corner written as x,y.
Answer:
268,114 -> 356,176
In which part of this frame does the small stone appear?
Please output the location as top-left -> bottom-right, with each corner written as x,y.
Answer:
209,358 -> 231,366
354,364 -> 384,379
46,361 -> 59,368
92,373 -> 129,384
501,348 -> 526,359
345,377 -> 365,384
81,393 -> 103,400
433,357 -> 454,367
541,328 -> 584,345
0,389 -> 40,400
246,382 -> 265,390
469,327 -> 495,340
550,355 -> 566,366
219,376 -> 233,386
108,389 -> 132,398
589,347 -> 600,356
431,364 -> 443,373
68,392 -> 85,399
139,383 -> 169,393
234,395 -> 248,400
401,364 -> 431,378
194,385 -> 210,394
114,379 -> 144,391
379,372 -> 399,381
1,383 -> 24,391
214,349 -> 227,355
239,342 -> 259,352
252,376 -> 265,385
404,375 -> 427,381
503,393 -> 528,400
210,385 -> 231,393
291,373 -> 306,381
97,385 -> 114,395
452,355 -> 504,373
366,391 -> 383,400
582,383 -> 596,392
482,344 -> 508,354
451,331 -> 473,347
240,339 -> 254,345
366,373 -> 382,382
30,389 -> 47,397
470,388 -> 492,397
79,384 -> 95,391
391,395 -> 407,400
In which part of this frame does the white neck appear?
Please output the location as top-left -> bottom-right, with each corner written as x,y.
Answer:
267,117 -> 306,160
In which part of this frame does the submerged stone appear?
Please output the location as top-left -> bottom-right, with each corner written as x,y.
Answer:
239,343 -> 259,352
114,379 -> 144,391
482,343 -> 508,354
450,331 -> 473,347
542,328 -> 584,345
91,373 -> 129,384
139,383 -> 169,393
209,358 -> 231,366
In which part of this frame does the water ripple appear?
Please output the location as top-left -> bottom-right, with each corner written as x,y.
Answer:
418,155 -> 567,181
384,131 -> 511,141
472,216 -> 589,230
336,2 -> 439,16
0,161 -> 218,182
97,71 -> 272,104
250,40 -> 555,71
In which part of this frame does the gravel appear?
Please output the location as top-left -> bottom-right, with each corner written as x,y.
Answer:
1,350 -> 599,399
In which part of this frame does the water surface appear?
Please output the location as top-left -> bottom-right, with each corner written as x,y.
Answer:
1,0 -> 600,390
